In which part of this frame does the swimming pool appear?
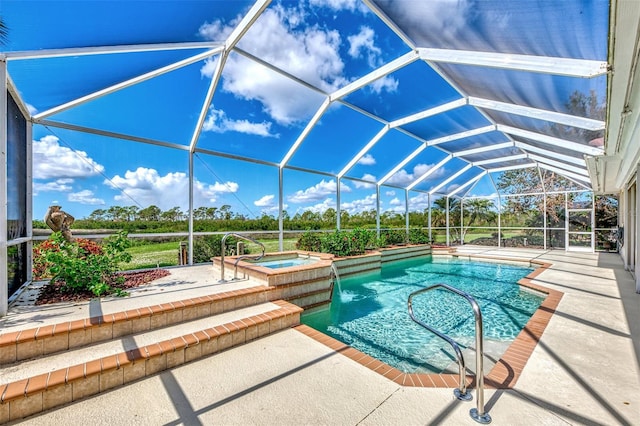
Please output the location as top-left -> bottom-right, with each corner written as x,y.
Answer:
302,257 -> 544,374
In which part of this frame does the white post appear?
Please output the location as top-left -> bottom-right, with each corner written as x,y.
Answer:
460,198 -> 464,245
405,189 -> 409,240
336,177 -> 341,230
376,185 -> 381,239
0,59 -> 8,316
26,119 -> 33,281
278,167 -> 284,251
428,193 -> 432,243
188,152 -> 194,264
446,197 -> 450,246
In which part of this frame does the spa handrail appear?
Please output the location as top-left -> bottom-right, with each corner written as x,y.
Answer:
219,233 -> 265,282
407,284 -> 491,424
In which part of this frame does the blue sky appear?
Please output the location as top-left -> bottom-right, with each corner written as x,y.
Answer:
1,0 -> 607,220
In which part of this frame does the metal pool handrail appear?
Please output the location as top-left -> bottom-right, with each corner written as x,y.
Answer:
219,233 -> 265,282
407,284 -> 491,424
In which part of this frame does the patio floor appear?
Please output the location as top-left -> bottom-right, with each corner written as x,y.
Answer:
5,248 -> 640,425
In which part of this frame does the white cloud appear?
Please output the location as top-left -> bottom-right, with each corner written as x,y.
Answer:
33,135 -> 105,180
348,26 -> 381,67
68,190 -> 105,205
369,75 -> 399,94
203,108 -> 278,137
376,0 -> 472,41
254,194 -> 287,214
386,163 -> 446,186
26,103 -> 38,115
389,197 -> 402,206
353,173 -> 377,189
199,6 -> 346,125
106,167 -> 239,211
254,194 -> 275,207
408,192 -> 430,210
306,198 -> 336,213
288,179 -> 350,203
357,154 -> 376,165
385,190 -> 396,197
342,193 -> 377,214
308,0 -> 364,12
32,178 -> 74,195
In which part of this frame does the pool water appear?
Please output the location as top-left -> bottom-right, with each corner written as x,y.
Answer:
253,257 -> 317,269
302,257 -> 544,374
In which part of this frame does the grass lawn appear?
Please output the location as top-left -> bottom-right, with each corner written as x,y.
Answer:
121,241 -> 180,271
121,238 -> 299,271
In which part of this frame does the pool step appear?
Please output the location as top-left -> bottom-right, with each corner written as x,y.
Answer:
0,299 -> 302,423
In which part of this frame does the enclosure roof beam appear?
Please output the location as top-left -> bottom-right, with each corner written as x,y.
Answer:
429,164 -> 473,195
337,125 -> 390,178
448,170 -> 487,197
469,97 -> 605,131
528,153 -> 589,176
452,141 -> 514,157
487,163 -> 536,173
378,145 -> 426,185
497,124 -> 604,156
472,154 -> 528,166
537,163 -> 592,183
514,141 -> 587,166
280,97 -> 331,168
427,125 -> 496,147
389,98 -> 467,128
407,154 -> 453,190
330,51 -> 419,101
225,0 -> 271,51
34,47 -> 223,120
3,41 -> 223,60
35,119 -> 190,152
417,48 -> 608,78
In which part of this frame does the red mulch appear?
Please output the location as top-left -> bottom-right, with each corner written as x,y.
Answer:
35,269 -> 171,305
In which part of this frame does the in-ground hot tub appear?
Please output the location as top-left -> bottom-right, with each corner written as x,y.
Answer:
215,251 -> 335,308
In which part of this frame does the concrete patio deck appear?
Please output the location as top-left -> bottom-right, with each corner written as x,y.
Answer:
4,248 -> 640,425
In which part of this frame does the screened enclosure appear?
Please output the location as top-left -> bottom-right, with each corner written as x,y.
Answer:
3,0 -> 639,315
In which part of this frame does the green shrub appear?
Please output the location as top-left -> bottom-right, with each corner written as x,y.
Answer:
35,231 -> 132,297
192,235 -> 248,263
381,229 -> 406,245
295,231 -> 322,252
408,228 -> 430,244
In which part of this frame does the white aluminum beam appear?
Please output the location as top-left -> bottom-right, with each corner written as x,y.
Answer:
189,52 -> 226,152
330,51 -> 419,101
514,141 -> 586,166
418,48 -> 609,78
537,164 -> 591,183
390,98 -> 467,128
429,164 -> 473,195
338,125 -> 389,178
225,0 -> 271,50
378,144 -> 426,185
362,0 -> 416,48
407,154 -> 453,190
528,153 -> 589,176
280,97 -> 331,167
469,97 -> 605,131
473,154 -> 528,166
35,119 -> 190,151
0,59 -> 7,316
497,124 -> 604,155
452,141 -> 514,157
4,41 -> 222,60
488,163 -> 536,173
34,48 -> 222,120
448,171 -> 487,197
427,125 -> 496,147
